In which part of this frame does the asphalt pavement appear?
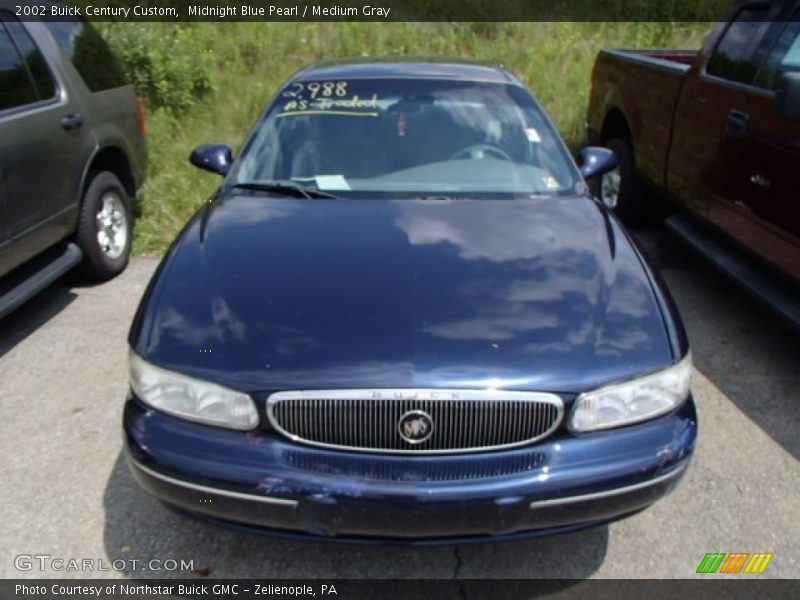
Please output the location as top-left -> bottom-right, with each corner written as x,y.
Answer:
0,226 -> 798,580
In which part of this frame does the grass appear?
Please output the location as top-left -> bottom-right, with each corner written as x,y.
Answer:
102,22 -> 710,255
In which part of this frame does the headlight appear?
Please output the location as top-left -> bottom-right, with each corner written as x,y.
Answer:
570,353 -> 692,432
129,351 -> 259,430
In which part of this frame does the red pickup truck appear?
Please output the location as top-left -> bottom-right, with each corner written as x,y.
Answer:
587,0 -> 800,327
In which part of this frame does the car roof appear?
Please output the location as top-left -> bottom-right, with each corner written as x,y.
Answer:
292,59 -> 523,86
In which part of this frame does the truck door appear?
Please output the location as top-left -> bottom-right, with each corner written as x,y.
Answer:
667,5 -> 775,217
720,14 -> 800,282
668,3 -> 800,283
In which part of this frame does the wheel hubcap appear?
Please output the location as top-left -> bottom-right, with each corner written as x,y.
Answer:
601,168 -> 621,209
95,193 -> 128,260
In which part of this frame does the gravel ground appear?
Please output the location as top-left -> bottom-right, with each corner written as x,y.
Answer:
0,226 -> 798,580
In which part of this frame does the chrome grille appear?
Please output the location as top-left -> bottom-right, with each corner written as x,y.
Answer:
266,389 -> 564,454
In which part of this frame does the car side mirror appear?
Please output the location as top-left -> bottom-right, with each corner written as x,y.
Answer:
189,144 -> 233,176
776,72 -> 800,122
577,146 -> 618,180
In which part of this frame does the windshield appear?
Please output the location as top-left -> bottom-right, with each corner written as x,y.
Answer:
233,77 -> 580,196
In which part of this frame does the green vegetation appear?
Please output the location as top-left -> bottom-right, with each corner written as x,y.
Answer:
101,24 -> 213,111
98,22 -> 709,255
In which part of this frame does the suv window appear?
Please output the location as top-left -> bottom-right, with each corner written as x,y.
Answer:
755,12 -> 800,90
0,21 -> 37,110
43,18 -> 127,92
2,17 -> 56,101
706,7 -> 771,84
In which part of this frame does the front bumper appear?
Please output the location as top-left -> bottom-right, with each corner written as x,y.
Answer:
124,395 -> 696,543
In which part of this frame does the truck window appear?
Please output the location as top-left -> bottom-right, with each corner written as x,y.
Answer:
2,17 -> 55,101
755,13 -> 800,90
0,20 -> 37,110
43,18 -> 127,92
706,7 -> 771,85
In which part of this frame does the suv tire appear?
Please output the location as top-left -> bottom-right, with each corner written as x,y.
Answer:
76,171 -> 133,281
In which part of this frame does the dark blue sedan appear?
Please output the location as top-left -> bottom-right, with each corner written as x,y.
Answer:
124,60 -> 696,543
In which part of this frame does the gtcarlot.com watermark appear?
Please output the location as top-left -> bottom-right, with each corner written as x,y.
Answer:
14,553 -> 194,573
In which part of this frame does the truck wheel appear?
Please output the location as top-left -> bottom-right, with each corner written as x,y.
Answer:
75,171 -> 133,281
604,137 -> 646,226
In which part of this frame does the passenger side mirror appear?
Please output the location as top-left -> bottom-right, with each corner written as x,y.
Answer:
189,144 -> 233,176
577,146 -> 618,180
775,72 -> 800,122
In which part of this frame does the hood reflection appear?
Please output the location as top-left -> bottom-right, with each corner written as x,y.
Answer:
394,199 -> 653,355
137,195 -> 672,393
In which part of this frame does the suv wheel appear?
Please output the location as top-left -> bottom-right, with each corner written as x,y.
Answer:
76,171 -> 132,280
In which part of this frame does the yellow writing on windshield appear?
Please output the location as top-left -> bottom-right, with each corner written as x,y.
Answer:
315,94 -> 379,110
277,109 -> 379,118
278,81 -> 379,117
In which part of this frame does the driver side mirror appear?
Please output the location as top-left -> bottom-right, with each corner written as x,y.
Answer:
776,72 -> 800,122
577,146 -> 618,180
190,144 -> 233,176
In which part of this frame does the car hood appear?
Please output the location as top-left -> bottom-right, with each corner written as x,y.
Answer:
130,193 -> 676,394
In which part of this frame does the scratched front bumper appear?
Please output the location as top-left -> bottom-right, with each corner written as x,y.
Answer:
124,395 -> 696,543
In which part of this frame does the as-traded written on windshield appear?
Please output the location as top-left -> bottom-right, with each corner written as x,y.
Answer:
35,3 -> 392,20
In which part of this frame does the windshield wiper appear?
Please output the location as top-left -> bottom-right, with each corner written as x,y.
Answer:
230,181 -> 336,199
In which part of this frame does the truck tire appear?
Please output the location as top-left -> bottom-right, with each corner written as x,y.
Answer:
604,137 -> 647,226
75,171 -> 133,281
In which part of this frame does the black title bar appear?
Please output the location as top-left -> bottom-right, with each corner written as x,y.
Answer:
13,0 -> 736,22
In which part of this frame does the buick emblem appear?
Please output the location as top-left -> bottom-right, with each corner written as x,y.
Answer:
398,410 -> 434,444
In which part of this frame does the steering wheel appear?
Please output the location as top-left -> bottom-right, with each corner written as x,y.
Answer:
451,144 -> 512,161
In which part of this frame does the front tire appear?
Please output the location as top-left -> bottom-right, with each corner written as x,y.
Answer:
75,171 -> 133,281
